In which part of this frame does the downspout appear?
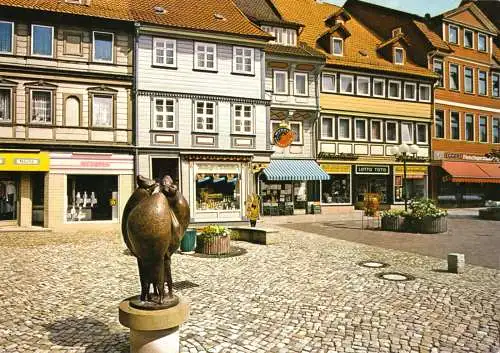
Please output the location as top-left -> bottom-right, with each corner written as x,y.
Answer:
133,22 -> 141,179
312,63 -> 325,160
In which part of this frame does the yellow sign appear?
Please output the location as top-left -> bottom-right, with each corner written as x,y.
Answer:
394,166 -> 428,175
0,152 -> 50,172
109,198 -> 118,206
320,164 -> 351,174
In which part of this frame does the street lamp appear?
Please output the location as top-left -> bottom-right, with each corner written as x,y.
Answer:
390,143 -> 420,211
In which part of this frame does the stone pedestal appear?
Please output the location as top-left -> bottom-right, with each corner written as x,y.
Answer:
448,253 -> 465,274
119,296 -> 189,353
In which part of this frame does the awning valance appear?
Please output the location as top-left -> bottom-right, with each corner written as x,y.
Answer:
263,159 -> 330,181
442,161 -> 500,183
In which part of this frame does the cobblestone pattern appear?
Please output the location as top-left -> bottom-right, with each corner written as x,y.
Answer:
0,228 -> 498,353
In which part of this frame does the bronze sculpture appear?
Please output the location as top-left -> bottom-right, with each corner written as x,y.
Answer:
122,175 -> 190,309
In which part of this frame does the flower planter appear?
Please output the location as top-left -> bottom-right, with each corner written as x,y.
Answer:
381,215 -> 405,232
196,235 -> 231,255
419,216 -> 447,234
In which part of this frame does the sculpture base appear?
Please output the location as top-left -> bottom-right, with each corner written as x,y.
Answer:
119,296 -> 190,353
129,294 -> 179,310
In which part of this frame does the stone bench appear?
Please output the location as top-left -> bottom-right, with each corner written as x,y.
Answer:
479,207 -> 500,221
229,226 -> 280,245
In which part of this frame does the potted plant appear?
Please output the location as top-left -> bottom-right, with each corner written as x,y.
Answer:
380,209 -> 407,231
196,225 -> 232,255
407,199 -> 448,233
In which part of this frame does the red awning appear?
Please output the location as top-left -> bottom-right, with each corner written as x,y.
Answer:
441,161 -> 500,183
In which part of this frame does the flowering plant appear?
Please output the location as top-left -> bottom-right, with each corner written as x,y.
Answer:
408,199 -> 447,219
380,209 -> 409,218
198,225 -> 232,240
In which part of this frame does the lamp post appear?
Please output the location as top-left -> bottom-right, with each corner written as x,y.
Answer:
390,143 -> 420,211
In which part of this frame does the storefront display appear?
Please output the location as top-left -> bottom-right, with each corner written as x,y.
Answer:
321,174 -> 351,204
0,178 -> 16,221
196,173 -> 240,211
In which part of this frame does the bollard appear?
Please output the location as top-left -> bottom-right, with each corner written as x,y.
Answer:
447,253 -> 465,274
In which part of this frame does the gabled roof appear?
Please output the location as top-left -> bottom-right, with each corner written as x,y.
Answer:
324,8 -> 351,27
232,0 -> 301,28
471,0 -> 500,30
439,1 -> 498,33
377,33 -> 408,51
265,42 -> 325,60
317,23 -> 351,40
412,20 -> 452,52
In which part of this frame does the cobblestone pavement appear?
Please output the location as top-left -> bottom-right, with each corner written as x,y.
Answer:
0,228 -> 499,353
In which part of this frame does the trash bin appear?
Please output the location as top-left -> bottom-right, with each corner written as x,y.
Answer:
180,228 -> 197,252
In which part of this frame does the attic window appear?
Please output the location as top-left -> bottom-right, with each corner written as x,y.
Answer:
214,13 -> 227,21
154,6 -> 166,15
392,28 -> 402,37
394,47 -> 404,65
332,37 -> 343,56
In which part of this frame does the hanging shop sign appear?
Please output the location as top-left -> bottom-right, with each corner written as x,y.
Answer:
273,125 -> 296,148
355,165 -> 390,175
320,164 -> 351,174
0,152 -> 50,172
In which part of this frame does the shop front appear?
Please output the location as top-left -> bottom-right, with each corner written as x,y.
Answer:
393,165 -> 428,204
319,164 -> 352,205
353,165 -> 392,205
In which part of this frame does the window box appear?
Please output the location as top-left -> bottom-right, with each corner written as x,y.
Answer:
450,112 -> 460,140
0,88 -> 12,122
416,123 -> 428,144
290,121 -> 303,145
478,70 -> 487,96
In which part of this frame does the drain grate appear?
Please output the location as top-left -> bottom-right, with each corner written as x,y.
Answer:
358,260 -> 390,268
376,272 -> 415,282
173,280 -> 200,290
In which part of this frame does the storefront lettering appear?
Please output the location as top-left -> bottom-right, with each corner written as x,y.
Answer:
0,158 -> 4,165
317,152 -> 358,161
355,165 -> 389,175
434,151 -> 493,162
80,161 -> 111,168
14,158 -> 40,165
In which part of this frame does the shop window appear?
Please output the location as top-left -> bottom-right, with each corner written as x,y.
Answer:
464,67 -> 473,93
449,64 -> 459,91
233,104 -> 253,134
332,37 -> 343,56
31,24 -> 53,57
493,118 -> 499,143
479,116 -> 488,142
31,90 -> 52,124
433,59 -> 444,88
196,173 -> 240,211
401,122 -> 413,143
355,118 -> 367,141
435,110 -> 444,138
493,73 -> 499,98
233,46 -> 254,74
404,82 -> 416,101
388,80 -> 401,99
194,42 -> 216,71
64,96 -> 80,127
194,101 -> 216,132
416,124 -> 428,144
448,25 -> 458,44
92,95 -> 113,128
0,178 -> 17,221
478,70 -> 487,96
322,73 -> 336,93
395,176 -> 426,203
465,114 -> 474,141
464,29 -> 473,49
66,175 -> 118,222
386,121 -> 398,143
373,78 -> 385,97
371,120 -> 382,141
290,121 -> 303,144
0,21 -> 13,54
451,112 -> 460,140
478,33 -> 487,52
339,74 -> 354,94
357,76 -> 370,96
153,37 -> 176,67
356,175 -> 388,204
273,70 -> 288,94
322,174 -> 350,204
338,117 -> 351,140
0,88 -> 11,122
321,116 -> 335,139
294,72 -> 308,96
154,98 -> 175,130
419,84 -> 431,102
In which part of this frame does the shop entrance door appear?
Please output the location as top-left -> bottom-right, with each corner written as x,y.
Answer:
0,174 -> 18,226
355,175 -> 389,204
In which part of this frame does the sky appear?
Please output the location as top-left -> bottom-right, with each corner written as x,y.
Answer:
325,0 -> 462,16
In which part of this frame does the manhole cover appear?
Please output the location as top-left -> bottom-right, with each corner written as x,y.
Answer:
376,272 -> 415,281
173,281 -> 199,290
358,260 -> 389,268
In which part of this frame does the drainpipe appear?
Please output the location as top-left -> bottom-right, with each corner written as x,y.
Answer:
133,22 -> 140,179
312,63 -> 325,160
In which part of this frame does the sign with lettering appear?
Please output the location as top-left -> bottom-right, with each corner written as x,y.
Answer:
355,165 -> 390,175
394,166 -> 428,175
434,151 -> 492,162
0,152 -> 49,171
15,158 -> 40,166
273,126 -> 295,148
320,164 -> 351,174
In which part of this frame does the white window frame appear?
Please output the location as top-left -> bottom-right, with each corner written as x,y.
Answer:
433,58 -> 444,88
493,73 -> 500,98
385,120 -> 398,143
435,110 -> 445,139
478,33 -> 488,52
465,113 -> 475,142
233,104 -> 254,135
286,29 -> 296,46
0,87 -> 13,122
463,29 -> 474,49
30,89 -> 53,124
372,78 -> 385,98
401,122 -> 414,143
419,84 -> 431,102
233,46 -> 254,75
273,28 -> 284,44
354,118 -> 368,141
332,37 -> 343,56
339,74 -> 354,95
448,24 -> 459,44
194,101 -> 216,132
273,70 -> 288,95
356,76 -> 370,96
370,119 -> 383,142
0,21 -> 14,54
479,115 -> 488,143
478,70 -> 488,96
321,116 -> 335,140
493,117 -> 500,144
92,94 -> 113,128
404,82 -> 417,101
92,31 -> 114,63
153,98 -> 176,131
394,47 -> 404,65
194,42 -> 217,71
321,73 -> 336,93
416,123 -> 428,144
388,80 -> 401,99
289,121 -> 303,145
464,67 -> 474,94
31,24 -> 54,58
153,37 -> 177,68
261,26 -> 273,35
337,116 -> 352,140
449,63 -> 460,91
294,72 -> 308,96
450,111 -> 460,140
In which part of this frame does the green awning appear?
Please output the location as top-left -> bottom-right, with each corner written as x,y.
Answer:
263,159 -> 330,181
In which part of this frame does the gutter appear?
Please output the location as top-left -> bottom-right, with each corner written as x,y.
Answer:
133,22 -> 140,179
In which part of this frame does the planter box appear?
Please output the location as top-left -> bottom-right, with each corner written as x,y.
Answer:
412,216 -> 447,234
381,216 -> 405,232
196,235 -> 230,255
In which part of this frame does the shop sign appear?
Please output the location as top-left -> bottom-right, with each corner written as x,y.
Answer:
394,166 -> 428,175
273,126 -> 295,148
197,163 -> 240,173
355,165 -> 389,175
109,198 -> 118,206
320,164 -> 351,174
317,152 -> 358,161
434,151 -> 492,162
0,152 -> 50,172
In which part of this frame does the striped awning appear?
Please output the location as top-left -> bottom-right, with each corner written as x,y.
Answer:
262,159 -> 330,181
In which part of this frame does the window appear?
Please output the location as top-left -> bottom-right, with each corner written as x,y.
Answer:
339,74 -> 354,94
478,33 -> 487,52
233,47 -> 254,74
388,80 -> 401,99
93,31 -> 113,63
322,174 -> 351,204
433,59 -> 444,88
321,116 -> 335,139
394,47 -> 404,65
371,120 -> 382,141
0,89 -> 11,122
153,38 -> 176,67
338,117 -> 351,140
233,104 -> 253,134
290,121 -> 303,144
322,73 -> 336,93
448,25 -> 458,44
373,78 -> 385,97
194,42 -> 216,71
286,29 -> 296,46
464,67 -> 473,93
273,70 -> 288,94
386,121 -> 398,143
261,26 -> 272,35
273,28 -> 284,44
64,96 -> 80,127
493,73 -> 499,98
479,70 -> 487,96
449,64 -> 459,90
332,37 -> 343,56
195,101 -> 215,132
154,98 -> 175,130
479,116 -> 487,142
435,110 -> 444,138
357,76 -> 370,96
195,171 -> 240,211
355,118 -> 367,141
464,29 -> 473,48
92,95 -> 113,127
31,90 -> 52,123
465,114 -> 474,141
31,25 -> 53,57
416,124 -> 428,144
401,122 -> 413,143
294,72 -> 308,96
0,21 -> 13,54
404,82 -> 416,101
419,84 -> 431,102
493,118 -> 499,143
451,112 -> 460,140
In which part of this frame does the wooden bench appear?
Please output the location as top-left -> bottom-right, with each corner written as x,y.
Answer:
229,226 -> 280,245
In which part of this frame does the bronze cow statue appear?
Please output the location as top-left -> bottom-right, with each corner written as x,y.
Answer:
122,175 -> 190,307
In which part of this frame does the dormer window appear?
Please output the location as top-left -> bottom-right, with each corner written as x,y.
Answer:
332,37 -> 343,56
448,25 -> 458,44
394,47 -> 404,65
265,27 -> 296,46
392,27 -> 402,37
